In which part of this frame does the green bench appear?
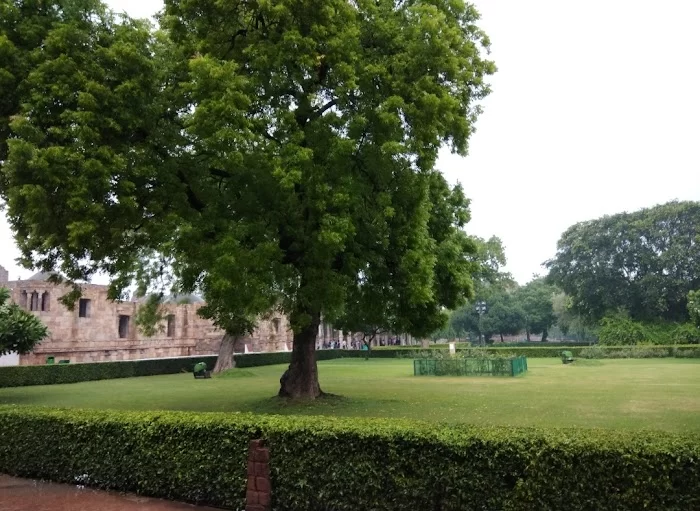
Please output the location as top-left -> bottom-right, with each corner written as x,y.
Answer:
561,350 -> 574,364
193,361 -> 212,379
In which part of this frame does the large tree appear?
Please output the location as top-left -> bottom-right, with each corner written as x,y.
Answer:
0,0 -> 494,398
0,288 -> 48,355
546,201 -> 700,323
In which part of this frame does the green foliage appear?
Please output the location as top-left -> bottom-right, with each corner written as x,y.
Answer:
598,314 -> 700,345
480,291 -> 526,340
0,0 -> 495,397
0,407 -> 254,509
413,356 -> 526,376
0,356 -> 217,388
400,345 -> 700,359
0,287 -> 48,355
514,278 -> 556,341
689,290 -> 700,327
467,235 -> 515,294
547,201 -> 700,323
0,406 -> 697,511
579,345 -> 700,359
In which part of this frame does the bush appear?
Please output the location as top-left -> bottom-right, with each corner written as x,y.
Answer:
579,346 -> 669,359
0,356 -> 218,388
672,323 -> 700,344
598,314 -> 700,345
0,406 -> 697,511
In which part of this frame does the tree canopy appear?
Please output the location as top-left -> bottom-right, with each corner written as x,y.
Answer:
0,0 -> 495,398
514,277 -> 556,341
546,201 -> 700,323
0,288 -> 48,355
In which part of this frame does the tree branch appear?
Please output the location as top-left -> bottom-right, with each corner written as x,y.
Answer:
177,170 -> 206,212
309,99 -> 338,121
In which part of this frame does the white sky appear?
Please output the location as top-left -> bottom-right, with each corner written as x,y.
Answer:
1,0 -> 699,283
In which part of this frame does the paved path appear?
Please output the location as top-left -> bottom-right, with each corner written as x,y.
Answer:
0,475 -> 220,511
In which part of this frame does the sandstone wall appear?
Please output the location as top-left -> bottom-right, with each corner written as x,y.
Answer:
5,279 -> 292,366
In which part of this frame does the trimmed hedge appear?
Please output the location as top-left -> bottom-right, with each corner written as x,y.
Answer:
0,406 -> 697,511
395,345 -> 700,359
0,356 -> 217,388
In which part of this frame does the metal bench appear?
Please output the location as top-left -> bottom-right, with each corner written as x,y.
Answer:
561,350 -> 574,364
193,361 -> 212,379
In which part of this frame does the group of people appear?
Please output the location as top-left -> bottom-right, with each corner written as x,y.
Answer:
317,337 -> 404,350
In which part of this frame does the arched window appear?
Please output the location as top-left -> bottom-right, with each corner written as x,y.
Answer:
30,291 -> 39,311
41,291 -> 50,311
19,290 -> 28,309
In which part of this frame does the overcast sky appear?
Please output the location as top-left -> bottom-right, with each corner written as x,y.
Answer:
1,0 -> 699,283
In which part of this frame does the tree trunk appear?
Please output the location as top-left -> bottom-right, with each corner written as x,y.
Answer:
526,329 -> 531,342
278,311 -> 322,399
499,333 -> 504,342
213,333 -> 242,373
541,329 -> 549,342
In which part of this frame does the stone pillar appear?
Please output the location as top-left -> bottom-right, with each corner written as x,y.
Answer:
246,439 -> 271,511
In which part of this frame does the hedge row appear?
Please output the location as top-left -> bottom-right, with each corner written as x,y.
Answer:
375,341 -> 595,350
406,345 -> 700,359
0,406 -> 697,511
0,356 -> 218,388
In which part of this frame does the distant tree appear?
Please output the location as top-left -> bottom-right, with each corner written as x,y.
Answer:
551,291 -> 597,342
547,201 -> 700,323
480,292 -> 525,342
468,236 -> 515,295
439,236 -> 517,343
514,278 -> 556,341
0,288 -> 48,355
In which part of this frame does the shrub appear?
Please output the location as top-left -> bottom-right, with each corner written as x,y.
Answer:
598,314 -> 649,345
579,346 -> 670,359
672,323 -> 700,344
0,356 -> 218,388
598,314 -> 699,345
0,407 -> 697,511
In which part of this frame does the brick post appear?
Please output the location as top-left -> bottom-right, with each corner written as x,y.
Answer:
246,439 -> 271,511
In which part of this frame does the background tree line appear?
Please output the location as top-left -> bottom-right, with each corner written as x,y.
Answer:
434,201 -> 700,345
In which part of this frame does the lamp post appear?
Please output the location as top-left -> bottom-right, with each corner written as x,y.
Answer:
474,301 -> 487,346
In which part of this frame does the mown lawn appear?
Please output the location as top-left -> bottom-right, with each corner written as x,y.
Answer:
1,358 -> 698,432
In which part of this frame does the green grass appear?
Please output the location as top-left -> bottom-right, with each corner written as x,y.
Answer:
1,358 -> 699,432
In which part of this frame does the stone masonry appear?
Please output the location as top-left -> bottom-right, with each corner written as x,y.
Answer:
0,266 -> 292,365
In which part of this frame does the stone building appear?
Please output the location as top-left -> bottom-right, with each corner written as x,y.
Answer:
0,266 -> 292,366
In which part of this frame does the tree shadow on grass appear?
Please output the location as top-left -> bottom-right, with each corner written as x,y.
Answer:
241,394 -> 404,417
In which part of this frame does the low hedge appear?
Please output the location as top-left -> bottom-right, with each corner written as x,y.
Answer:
579,345 -> 700,359
0,406 -> 697,510
399,345 -> 700,359
0,356 -> 218,388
